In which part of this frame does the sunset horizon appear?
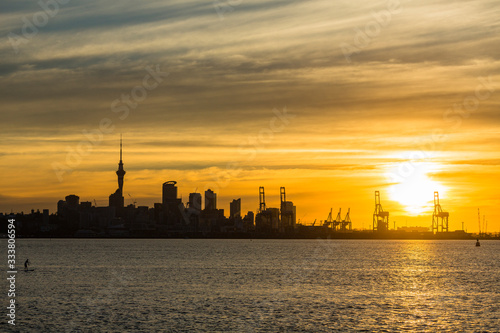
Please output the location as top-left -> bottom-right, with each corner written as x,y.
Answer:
2,129 -> 498,233
1,1 -> 499,233
2,1 -> 500,331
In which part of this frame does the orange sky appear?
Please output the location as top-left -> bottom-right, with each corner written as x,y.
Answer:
1,0 -> 499,232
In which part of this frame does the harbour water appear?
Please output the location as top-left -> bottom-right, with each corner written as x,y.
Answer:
3,239 -> 499,332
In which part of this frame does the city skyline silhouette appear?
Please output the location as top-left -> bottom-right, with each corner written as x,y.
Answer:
1,132 -> 498,234
3,137 -> 496,239
1,1 -> 499,332
1,1 -> 499,233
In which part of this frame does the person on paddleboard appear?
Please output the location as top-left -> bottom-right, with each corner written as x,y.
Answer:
25,259 -> 30,271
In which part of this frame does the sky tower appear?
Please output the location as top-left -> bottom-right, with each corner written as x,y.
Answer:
116,134 -> 126,194
109,135 -> 126,211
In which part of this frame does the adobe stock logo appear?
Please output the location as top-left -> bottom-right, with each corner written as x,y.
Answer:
213,0 -> 242,21
340,0 -> 407,63
52,65 -> 168,182
7,0 -> 71,54
203,107 -> 295,194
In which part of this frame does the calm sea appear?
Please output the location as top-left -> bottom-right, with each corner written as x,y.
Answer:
3,239 -> 499,332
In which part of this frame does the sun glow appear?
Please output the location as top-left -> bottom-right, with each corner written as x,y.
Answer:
387,161 -> 447,215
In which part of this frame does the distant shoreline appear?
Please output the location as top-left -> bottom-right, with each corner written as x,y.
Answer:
5,231 -> 498,240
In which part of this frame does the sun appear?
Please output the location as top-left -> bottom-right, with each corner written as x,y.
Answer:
387,161 -> 447,215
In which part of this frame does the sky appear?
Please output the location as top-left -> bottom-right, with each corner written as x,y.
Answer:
1,0 -> 499,232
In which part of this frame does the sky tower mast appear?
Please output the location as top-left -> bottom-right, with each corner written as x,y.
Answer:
116,134 -> 126,194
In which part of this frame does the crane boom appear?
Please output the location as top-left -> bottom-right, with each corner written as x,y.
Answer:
478,208 -> 481,236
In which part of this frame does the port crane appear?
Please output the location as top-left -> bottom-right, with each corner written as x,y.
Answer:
334,208 -> 342,230
259,186 -> 266,212
477,209 -> 481,236
128,193 -> 137,207
373,191 -> 389,232
340,208 -> 352,232
323,208 -> 338,231
280,187 -> 294,232
431,191 -> 449,233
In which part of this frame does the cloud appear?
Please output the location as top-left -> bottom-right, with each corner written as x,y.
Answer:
0,0 -> 499,226
451,159 -> 500,166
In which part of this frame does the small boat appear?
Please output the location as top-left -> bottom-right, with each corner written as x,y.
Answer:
476,239 -> 480,247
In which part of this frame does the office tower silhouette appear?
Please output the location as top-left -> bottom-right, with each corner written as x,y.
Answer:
230,198 -> 241,219
205,189 -> 217,210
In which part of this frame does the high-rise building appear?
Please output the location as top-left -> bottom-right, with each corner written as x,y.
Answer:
57,194 -> 80,218
162,181 -> 178,204
42,209 -> 49,226
65,194 -> 80,210
230,198 -> 241,219
189,193 -> 202,211
153,203 -> 163,225
205,189 -> 217,210
255,207 -> 279,232
281,201 -> 296,231
162,181 -> 183,228
58,194 -> 80,230
243,211 -> 255,230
